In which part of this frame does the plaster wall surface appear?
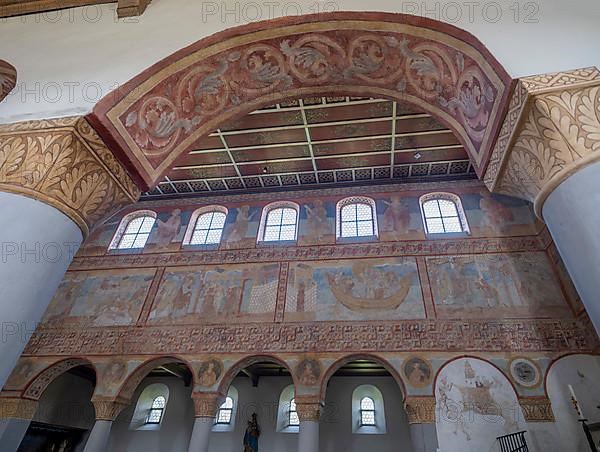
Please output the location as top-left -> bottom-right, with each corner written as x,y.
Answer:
0,0 -> 599,122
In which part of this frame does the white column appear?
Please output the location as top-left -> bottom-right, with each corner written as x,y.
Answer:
0,418 -> 31,451
542,160 -> 600,334
409,423 -> 439,452
82,420 -> 113,452
298,420 -> 319,452
188,417 -> 213,452
0,192 -> 82,390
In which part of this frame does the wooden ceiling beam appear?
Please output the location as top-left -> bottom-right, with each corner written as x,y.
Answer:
0,0 -> 152,18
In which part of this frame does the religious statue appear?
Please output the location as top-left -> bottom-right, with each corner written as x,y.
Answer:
243,413 -> 260,452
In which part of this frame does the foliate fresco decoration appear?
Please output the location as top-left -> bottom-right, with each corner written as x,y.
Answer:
509,357 -> 541,388
0,117 -> 140,236
484,67 -> 600,215
42,269 -> 155,327
0,59 -> 17,102
90,12 -> 511,188
403,356 -> 433,388
436,358 -> 526,450
148,263 -> 280,324
285,257 -> 424,321
427,252 -> 571,319
197,359 -> 223,387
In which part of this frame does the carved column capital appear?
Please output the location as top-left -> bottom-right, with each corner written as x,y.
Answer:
191,392 -> 223,418
484,67 -> 600,218
0,397 -> 38,420
0,117 -> 140,237
519,397 -> 555,422
404,396 -> 436,424
294,395 -> 323,422
92,396 -> 130,421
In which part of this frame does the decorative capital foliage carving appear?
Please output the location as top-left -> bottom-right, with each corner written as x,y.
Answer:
0,117 -> 140,237
191,392 -> 223,418
0,60 -> 17,103
519,397 -> 555,422
0,397 -> 38,420
294,395 -> 323,422
484,67 -> 600,217
91,396 -> 130,421
405,396 -> 436,424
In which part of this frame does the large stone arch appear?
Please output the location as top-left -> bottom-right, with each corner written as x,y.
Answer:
89,11 -> 512,190
115,355 -> 195,402
21,357 -> 96,401
0,60 -> 17,103
319,353 -> 406,402
217,354 -> 296,395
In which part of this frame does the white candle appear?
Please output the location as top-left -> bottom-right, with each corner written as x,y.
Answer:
568,384 -> 585,419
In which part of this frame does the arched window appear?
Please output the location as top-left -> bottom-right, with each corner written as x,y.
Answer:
288,399 -> 300,427
216,396 -> 234,424
419,193 -> 469,235
336,197 -> 378,239
146,396 -> 166,424
109,210 -> 157,250
360,397 -> 375,426
213,386 -> 238,432
183,206 -> 228,246
129,383 -> 169,431
276,384 -> 299,433
352,385 -> 386,434
258,202 -> 299,243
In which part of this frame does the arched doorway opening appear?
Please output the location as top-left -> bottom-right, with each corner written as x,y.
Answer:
320,356 -> 411,452
18,359 -> 97,452
214,356 -> 296,452
107,358 -> 194,452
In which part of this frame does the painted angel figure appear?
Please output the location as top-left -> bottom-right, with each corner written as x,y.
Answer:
243,413 -> 260,452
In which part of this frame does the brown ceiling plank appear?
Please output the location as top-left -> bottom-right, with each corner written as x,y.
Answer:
239,159 -> 314,176
225,128 -> 307,148
394,147 -> 469,164
394,131 -> 460,150
316,153 -> 390,170
309,120 -> 392,142
220,110 -> 304,131
305,100 -> 393,124
231,145 -> 311,163
169,165 -> 238,180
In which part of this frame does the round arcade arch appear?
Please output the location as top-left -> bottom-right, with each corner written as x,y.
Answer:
89,11 -> 512,191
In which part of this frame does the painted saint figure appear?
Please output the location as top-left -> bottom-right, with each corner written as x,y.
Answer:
243,413 -> 260,452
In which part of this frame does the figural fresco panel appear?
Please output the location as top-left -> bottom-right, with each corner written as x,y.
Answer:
77,186 -> 542,258
427,252 -> 571,319
284,257 -> 425,322
148,263 -> 280,325
42,269 -> 156,327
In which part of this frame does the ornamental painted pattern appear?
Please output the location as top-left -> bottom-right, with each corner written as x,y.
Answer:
91,13 -> 511,186
0,117 -> 140,236
0,60 -> 17,102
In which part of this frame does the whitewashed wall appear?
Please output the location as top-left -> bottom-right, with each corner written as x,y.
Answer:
1,0 -> 599,123
435,358 -> 526,452
546,354 -> 600,452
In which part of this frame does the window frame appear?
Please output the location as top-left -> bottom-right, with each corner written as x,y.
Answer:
183,206 -> 228,247
351,384 -> 386,435
336,197 -> 378,241
215,396 -> 234,425
145,395 -> 166,425
288,398 -> 300,427
257,201 -> 300,244
109,210 -> 157,251
419,192 -> 469,236
359,396 -> 376,426
276,384 -> 299,433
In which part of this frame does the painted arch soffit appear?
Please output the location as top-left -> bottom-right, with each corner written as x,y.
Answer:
89,12 -> 512,191
0,60 -> 17,103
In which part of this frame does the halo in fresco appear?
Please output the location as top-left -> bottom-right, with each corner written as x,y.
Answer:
403,356 -> 433,388
509,357 -> 541,388
197,359 -> 223,387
